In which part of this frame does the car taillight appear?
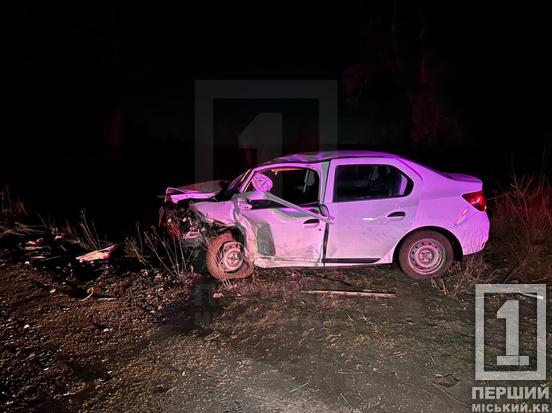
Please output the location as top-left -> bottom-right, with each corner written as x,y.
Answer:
462,190 -> 487,211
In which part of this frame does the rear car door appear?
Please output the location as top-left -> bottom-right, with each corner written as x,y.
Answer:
323,158 -> 421,262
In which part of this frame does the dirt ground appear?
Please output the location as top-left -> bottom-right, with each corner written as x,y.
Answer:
0,249 -> 548,412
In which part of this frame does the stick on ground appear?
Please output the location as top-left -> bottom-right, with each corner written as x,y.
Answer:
300,289 -> 396,298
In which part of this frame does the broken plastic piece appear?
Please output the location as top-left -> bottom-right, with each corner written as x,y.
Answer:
76,245 -> 116,263
26,238 -> 44,247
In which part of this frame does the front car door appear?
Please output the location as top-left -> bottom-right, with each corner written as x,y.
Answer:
322,157 -> 421,263
236,162 -> 327,267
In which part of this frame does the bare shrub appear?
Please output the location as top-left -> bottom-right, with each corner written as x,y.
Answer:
0,222 -> 42,241
40,210 -> 110,251
1,186 -> 27,224
432,253 -> 497,295
124,224 -> 151,268
0,187 -> 41,241
74,210 -> 110,251
125,226 -> 197,278
490,174 -> 552,282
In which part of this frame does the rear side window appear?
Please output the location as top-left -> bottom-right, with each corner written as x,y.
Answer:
333,164 -> 412,202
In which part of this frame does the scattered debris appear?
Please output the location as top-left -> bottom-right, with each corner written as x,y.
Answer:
289,381 -> 310,393
431,382 -> 470,407
80,287 -> 117,301
30,255 -> 48,261
24,238 -> 44,251
433,373 -> 460,388
81,288 -> 95,301
300,289 -> 396,298
204,331 -> 221,341
212,292 -> 224,299
76,245 -> 116,263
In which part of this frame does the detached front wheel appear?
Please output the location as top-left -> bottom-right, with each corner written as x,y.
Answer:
206,232 -> 254,280
398,230 -> 453,279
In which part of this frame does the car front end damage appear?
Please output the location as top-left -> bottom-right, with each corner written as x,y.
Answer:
159,203 -> 202,242
159,179 -> 229,242
159,200 -> 230,248
159,188 -> 258,280
160,185 -> 332,274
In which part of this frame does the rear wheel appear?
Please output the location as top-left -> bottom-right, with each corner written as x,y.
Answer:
398,230 -> 453,279
206,232 -> 254,280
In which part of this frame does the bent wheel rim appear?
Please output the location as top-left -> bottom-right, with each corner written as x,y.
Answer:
216,241 -> 244,272
408,238 -> 445,274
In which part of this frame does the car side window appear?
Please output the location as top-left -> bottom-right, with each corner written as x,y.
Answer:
246,168 -> 320,206
333,164 -> 412,202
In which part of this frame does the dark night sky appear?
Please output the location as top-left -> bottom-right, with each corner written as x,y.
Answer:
2,2 -> 551,156
1,2 -> 551,235
1,3 -> 357,158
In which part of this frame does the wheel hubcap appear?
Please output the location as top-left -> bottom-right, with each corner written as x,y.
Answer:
217,241 -> 244,272
409,238 -> 445,274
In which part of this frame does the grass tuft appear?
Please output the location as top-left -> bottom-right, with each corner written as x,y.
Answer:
1,186 -> 27,224
433,254 -> 497,295
490,174 -> 552,282
124,226 -> 198,279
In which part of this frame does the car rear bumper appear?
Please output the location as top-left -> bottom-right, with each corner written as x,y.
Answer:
451,212 -> 490,256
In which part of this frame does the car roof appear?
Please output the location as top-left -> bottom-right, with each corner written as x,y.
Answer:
263,150 -> 402,164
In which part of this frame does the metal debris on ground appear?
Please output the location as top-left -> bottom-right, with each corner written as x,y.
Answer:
76,245 -> 117,263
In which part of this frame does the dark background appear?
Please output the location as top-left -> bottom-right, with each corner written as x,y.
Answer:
1,2 -> 550,239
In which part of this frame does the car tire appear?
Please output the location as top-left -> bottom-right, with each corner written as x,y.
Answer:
206,232 -> 255,280
398,230 -> 453,279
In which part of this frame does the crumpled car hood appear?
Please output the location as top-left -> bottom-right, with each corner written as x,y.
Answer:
165,180 -> 222,203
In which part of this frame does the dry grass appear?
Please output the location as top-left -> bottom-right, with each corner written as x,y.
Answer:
228,268 -> 307,297
490,174 -> 552,282
124,226 -> 197,279
34,210 -> 110,252
433,253 -> 497,295
434,173 -> 552,293
75,210 -> 110,251
124,225 -> 150,268
1,186 -> 27,225
0,186 -> 42,242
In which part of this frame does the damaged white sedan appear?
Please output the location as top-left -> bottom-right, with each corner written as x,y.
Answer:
160,151 -> 489,280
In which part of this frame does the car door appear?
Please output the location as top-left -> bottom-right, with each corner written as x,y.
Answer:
323,158 -> 420,262
236,163 -> 327,264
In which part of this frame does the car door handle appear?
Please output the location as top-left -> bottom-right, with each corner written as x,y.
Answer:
387,211 -> 406,218
303,218 -> 320,225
